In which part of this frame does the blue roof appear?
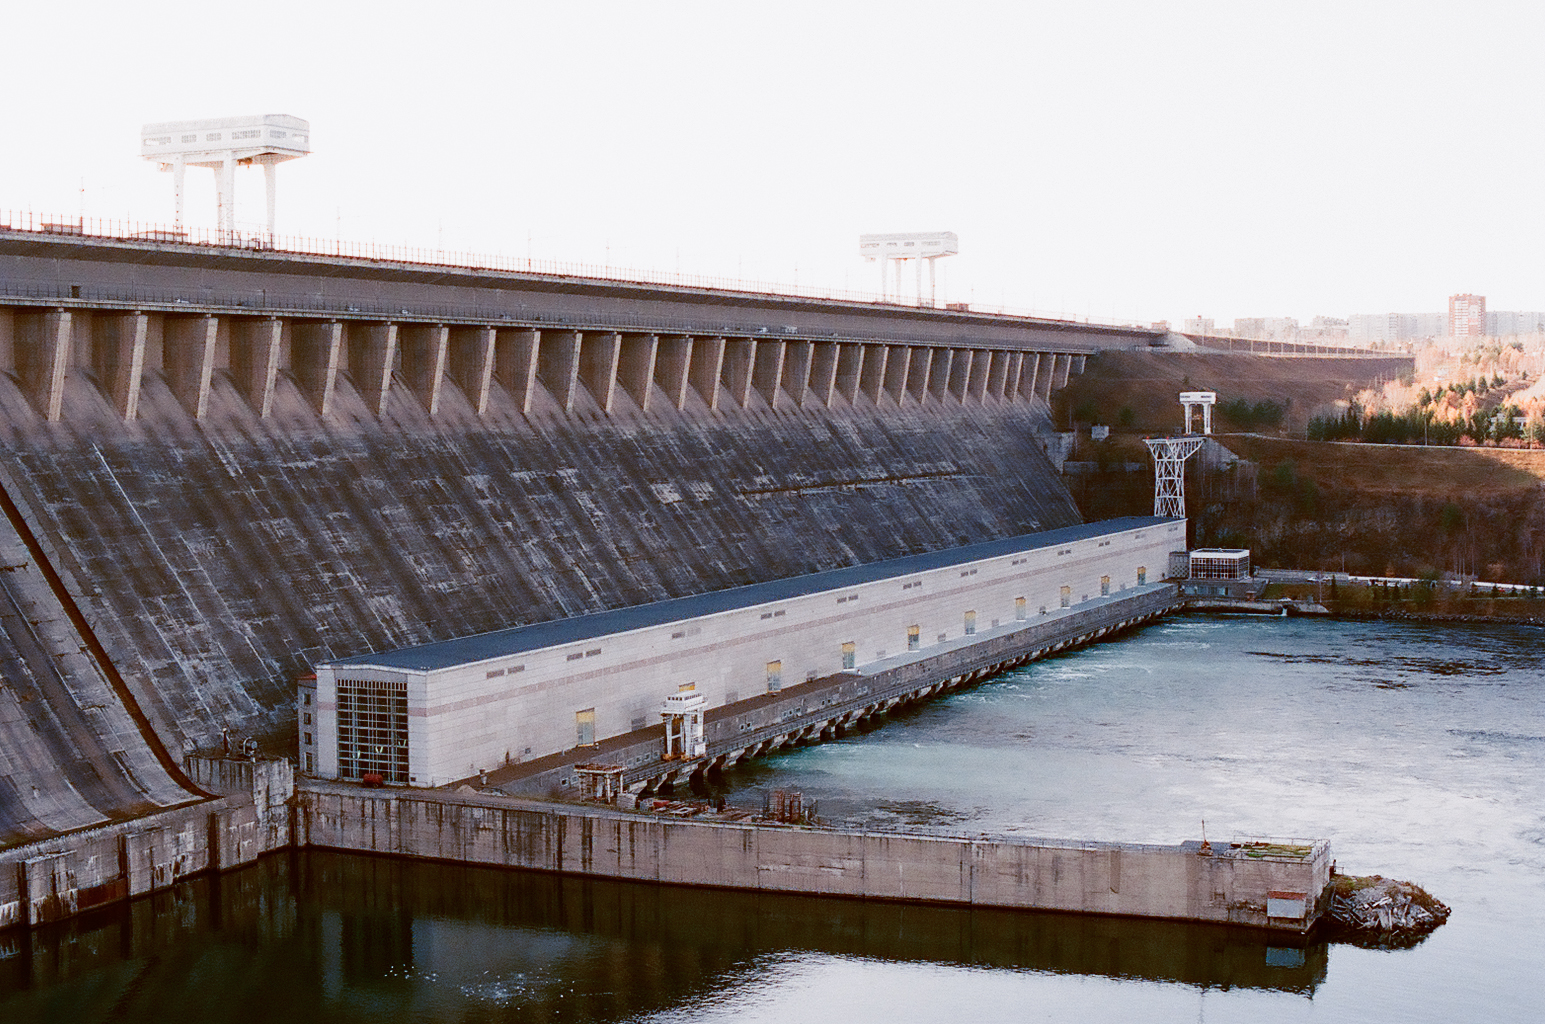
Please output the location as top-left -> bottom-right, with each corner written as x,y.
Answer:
328,517 -> 1175,673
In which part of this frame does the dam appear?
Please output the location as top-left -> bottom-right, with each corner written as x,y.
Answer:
0,224 -> 1330,934
0,224 -> 1119,840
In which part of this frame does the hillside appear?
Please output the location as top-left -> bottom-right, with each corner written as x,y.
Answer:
1202,438 -> 1545,582
1054,351 -> 1414,434
1047,350 -> 1545,582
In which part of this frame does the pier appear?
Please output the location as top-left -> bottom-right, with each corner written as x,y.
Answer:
294,782 -> 1331,935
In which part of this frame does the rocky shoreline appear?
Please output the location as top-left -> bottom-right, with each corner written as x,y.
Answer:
1329,607 -> 1545,627
1320,874 -> 1451,948
1186,595 -> 1545,628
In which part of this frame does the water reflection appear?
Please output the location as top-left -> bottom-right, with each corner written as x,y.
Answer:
0,849 -> 1324,1023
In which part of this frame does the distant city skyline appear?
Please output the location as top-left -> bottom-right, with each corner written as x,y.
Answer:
1186,294 -> 1545,343
4,3 -> 1543,327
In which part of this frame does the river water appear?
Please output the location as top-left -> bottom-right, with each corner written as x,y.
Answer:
1,615 -> 1540,1023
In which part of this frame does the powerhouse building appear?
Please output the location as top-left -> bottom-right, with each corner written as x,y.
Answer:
305,517 -> 1183,787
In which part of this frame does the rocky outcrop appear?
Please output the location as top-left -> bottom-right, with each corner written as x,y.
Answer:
1322,874 -> 1451,948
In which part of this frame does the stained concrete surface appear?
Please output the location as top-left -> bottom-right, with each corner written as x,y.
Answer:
0,358 -> 1078,846
0,473 -> 197,848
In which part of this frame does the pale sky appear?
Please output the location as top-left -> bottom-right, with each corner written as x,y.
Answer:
5,1 -> 1543,327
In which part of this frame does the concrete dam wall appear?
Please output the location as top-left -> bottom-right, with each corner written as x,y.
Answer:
0,394 -> 1077,758
0,469 -> 200,844
0,233 -> 1095,850
0,230 -> 1160,352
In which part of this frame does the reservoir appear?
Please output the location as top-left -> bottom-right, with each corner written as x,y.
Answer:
2,615 -> 1539,1022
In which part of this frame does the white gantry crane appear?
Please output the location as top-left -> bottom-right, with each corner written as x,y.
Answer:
140,114 -> 311,243
661,690 -> 707,760
1144,391 -> 1215,518
858,232 -> 959,306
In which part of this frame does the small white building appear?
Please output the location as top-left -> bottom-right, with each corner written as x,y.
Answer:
1179,548 -> 1255,599
309,516 -> 1184,786
1188,548 -> 1251,580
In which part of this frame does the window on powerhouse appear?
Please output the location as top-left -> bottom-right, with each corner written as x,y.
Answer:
335,678 -> 408,783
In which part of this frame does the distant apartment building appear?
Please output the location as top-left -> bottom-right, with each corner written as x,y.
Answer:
1184,316 -> 1215,335
1264,316 -> 1298,340
1347,314 -> 1392,343
1232,317 -> 1299,340
1337,299 -> 1542,344
1233,317 -> 1265,339
1304,316 -> 1348,341
1348,312 -> 1446,343
1449,294 -> 1486,338
1486,310 -> 1545,336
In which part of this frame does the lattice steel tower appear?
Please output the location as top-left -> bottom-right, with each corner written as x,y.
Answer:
1144,391 -> 1215,518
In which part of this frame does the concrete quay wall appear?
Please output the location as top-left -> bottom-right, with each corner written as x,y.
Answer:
295,785 -> 1330,933
0,756 -> 291,930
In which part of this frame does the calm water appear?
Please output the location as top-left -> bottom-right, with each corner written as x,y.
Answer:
2,615 -> 1541,1023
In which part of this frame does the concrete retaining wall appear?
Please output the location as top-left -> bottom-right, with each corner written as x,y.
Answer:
0,755 -> 291,929
295,784 -> 1330,933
